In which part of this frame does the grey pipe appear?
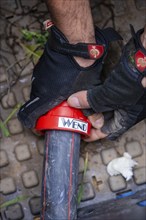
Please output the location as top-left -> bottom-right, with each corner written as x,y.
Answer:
41,130 -> 81,220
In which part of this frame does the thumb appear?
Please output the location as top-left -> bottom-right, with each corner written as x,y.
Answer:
67,90 -> 90,109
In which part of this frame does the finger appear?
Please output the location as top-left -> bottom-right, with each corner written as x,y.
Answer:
83,128 -> 107,142
88,113 -> 104,129
141,77 -> 146,88
67,90 -> 90,109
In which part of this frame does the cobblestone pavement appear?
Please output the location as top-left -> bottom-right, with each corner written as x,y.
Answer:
0,0 -> 146,220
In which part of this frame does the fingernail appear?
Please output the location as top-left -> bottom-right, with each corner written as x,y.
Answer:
69,97 -> 81,108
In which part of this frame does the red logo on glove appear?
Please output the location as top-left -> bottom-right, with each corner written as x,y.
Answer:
43,19 -> 54,30
135,50 -> 146,72
88,45 -> 104,59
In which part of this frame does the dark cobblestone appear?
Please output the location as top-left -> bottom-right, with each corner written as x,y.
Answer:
8,118 -> 24,135
22,86 -> 31,102
22,170 -> 39,188
37,138 -> 45,156
80,182 -> 95,201
14,144 -> 32,161
134,167 -> 146,185
1,92 -> 17,109
112,0 -> 127,16
29,196 -> 41,215
5,203 -> 24,220
134,0 -> 146,10
101,147 -> 118,165
125,141 -> 143,158
0,150 -> 9,167
0,177 -> 16,195
108,175 -> 127,192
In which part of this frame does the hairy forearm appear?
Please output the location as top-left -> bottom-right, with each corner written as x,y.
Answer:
141,24 -> 146,49
46,0 -> 95,44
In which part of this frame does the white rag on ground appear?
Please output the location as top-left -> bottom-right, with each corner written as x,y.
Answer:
107,152 -> 138,181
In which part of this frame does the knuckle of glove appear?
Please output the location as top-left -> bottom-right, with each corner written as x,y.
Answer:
101,110 -> 131,140
87,27 -> 146,116
101,98 -> 146,140
18,26 -> 109,128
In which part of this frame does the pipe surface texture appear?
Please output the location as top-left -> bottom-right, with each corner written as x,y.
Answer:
41,130 -> 81,220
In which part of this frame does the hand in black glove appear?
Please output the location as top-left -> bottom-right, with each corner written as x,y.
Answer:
18,25 -> 122,128
68,26 -> 146,140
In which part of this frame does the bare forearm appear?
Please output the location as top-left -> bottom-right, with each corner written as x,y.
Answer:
46,0 -> 95,44
141,24 -> 146,49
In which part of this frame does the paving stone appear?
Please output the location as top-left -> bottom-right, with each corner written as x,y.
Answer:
5,203 -> 24,220
22,86 -> 31,102
92,7 -> 103,23
21,62 -> 33,76
134,0 -> 146,10
14,144 -> 32,161
0,83 -> 8,97
37,139 -> 45,155
112,0 -> 127,16
0,72 -> 7,83
29,196 -> 41,215
125,141 -> 143,158
2,0 -> 17,11
134,167 -> 146,185
20,0 -> 39,9
108,175 -> 127,192
101,148 -> 118,165
79,157 -> 85,173
78,173 -> 83,185
0,150 -> 9,167
22,170 -> 39,188
1,92 -> 17,109
0,177 -> 16,195
88,154 -> 102,171
36,2 -> 47,12
80,182 -> 95,201
8,118 -> 23,135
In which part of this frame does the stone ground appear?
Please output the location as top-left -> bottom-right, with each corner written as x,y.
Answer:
0,0 -> 146,220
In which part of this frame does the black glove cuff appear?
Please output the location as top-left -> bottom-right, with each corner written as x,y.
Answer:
48,26 -> 122,60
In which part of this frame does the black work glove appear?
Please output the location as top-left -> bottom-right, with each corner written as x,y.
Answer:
18,25 -> 122,128
87,26 -> 146,140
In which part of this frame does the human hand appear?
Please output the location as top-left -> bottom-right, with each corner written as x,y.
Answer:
68,26 -> 146,140
18,25 -> 121,128
66,90 -> 107,142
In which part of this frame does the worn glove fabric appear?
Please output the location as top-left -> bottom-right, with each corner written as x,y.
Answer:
87,26 -> 146,140
18,25 -> 122,128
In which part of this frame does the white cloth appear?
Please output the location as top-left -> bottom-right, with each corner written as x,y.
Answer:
107,152 -> 138,181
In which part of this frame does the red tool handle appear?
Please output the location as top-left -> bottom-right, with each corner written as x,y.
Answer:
35,101 -> 91,136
